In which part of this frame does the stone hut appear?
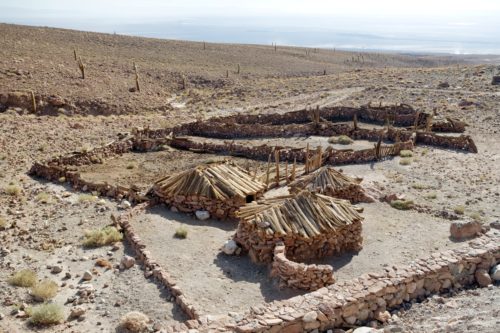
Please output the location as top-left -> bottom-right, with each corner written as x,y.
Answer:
289,166 -> 373,203
234,191 -> 363,263
152,161 -> 266,219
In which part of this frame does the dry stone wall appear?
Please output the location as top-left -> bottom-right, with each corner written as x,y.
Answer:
176,230 -> 500,333
235,219 -> 363,263
271,243 -> 335,291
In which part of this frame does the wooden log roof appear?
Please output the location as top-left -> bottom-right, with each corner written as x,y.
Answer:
152,161 -> 266,201
289,166 -> 361,193
237,191 -> 363,238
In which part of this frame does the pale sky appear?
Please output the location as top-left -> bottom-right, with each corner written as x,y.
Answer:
2,0 -> 500,54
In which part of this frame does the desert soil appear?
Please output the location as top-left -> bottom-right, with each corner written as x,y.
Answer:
1,23 -> 499,332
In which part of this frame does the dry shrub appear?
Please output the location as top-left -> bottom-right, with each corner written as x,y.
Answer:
28,303 -> 64,326
454,205 -> 465,215
174,227 -> 188,239
328,135 -> 353,145
35,192 -> 53,204
119,311 -> 150,332
399,149 -> 413,157
0,216 -> 7,230
399,157 -> 412,165
83,226 -> 122,247
31,279 -> 58,301
390,200 -> 414,210
9,269 -> 37,287
4,184 -> 21,196
78,194 -> 97,203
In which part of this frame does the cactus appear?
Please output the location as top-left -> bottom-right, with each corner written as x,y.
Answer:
77,56 -> 85,79
133,62 -> 140,92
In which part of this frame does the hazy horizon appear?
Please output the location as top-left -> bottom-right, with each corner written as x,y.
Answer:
2,0 -> 500,55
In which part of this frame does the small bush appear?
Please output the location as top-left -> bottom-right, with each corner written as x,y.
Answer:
4,184 -> 21,196
399,150 -> 413,157
83,226 -> 122,247
31,280 -> 58,301
454,205 -> 465,215
399,158 -> 412,165
174,227 -> 188,239
328,135 -> 353,145
28,303 -> 64,326
126,163 -> 136,170
9,269 -> 37,287
78,194 -> 97,203
411,183 -> 428,190
469,212 -> 483,221
35,192 -> 52,204
120,311 -> 150,333
425,192 -> 437,200
0,216 -> 7,230
58,176 -> 66,183
390,200 -> 414,210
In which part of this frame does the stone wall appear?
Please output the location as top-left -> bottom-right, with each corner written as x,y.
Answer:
176,230 -> 499,333
271,243 -> 335,291
161,194 -> 248,219
115,203 -> 202,330
235,219 -> 363,263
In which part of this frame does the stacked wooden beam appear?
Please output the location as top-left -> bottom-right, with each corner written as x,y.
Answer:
152,161 -> 266,219
235,191 -> 363,263
289,166 -> 374,203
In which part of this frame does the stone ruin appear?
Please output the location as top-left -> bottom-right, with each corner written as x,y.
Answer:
234,191 -> 363,264
150,161 -> 266,219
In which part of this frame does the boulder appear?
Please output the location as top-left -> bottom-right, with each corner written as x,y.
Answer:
475,269 -> 492,287
195,210 -> 210,220
222,240 -> 239,255
490,264 -> 500,281
450,219 -> 482,240
82,270 -> 92,281
121,255 -> 136,269
119,200 -> 132,210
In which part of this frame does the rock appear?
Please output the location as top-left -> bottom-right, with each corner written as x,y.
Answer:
475,269 -> 492,287
490,220 -> 500,230
121,255 -> 136,269
353,328 -> 379,333
195,210 -> 210,220
222,240 -> 239,255
170,206 -> 179,213
69,306 -> 86,319
491,264 -> 500,281
374,309 -> 391,323
437,81 -> 450,88
119,200 -> 132,210
82,270 -> 92,281
51,265 -> 63,274
302,311 -> 317,323
450,219 -> 482,240
0,312 -> 4,320
492,75 -> 500,85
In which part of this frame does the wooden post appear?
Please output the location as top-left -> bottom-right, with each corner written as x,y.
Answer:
77,56 -> 85,79
275,149 -> 280,185
274,43 -> 277,52
265,153 -> 272,188
291,157 -> 296,181
237,64 -> 240,74
30,91 -> 36,113
181,75 -> 187,90
426,114 -> 433,132
317,146 -> 322,169
226,70 -> 229,78
203,41 -> 206,50
353,113 -> 358,130
133,62 -> 140,92
376,135 -> 383,160
305,143 -> 310,174
285,162 -> 289,184
73,49 -> 77,61
413,111 -> 421,131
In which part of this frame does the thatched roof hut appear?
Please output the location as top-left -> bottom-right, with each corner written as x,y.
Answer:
152,161 -> 266,219
235,191 -> 363,262
289,166 -> 373,203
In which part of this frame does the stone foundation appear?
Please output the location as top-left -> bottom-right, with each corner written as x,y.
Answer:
271,243 -> 335,291
235,219 -> 363,263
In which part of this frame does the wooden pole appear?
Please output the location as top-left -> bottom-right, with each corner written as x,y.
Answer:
265,153 -> 272,188
317,146 -> 322,169
275,149 -> 280,185
285,162 -> 289,184
30,91 -> 36,113
414,111 -> 421,131
353,113 -> 358,130
305,143 -> 310,174
133,62 -> 140,92
292,157 -> 296,181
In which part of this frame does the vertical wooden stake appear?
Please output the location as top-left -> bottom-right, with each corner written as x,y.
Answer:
305,143 -> 310,174
30,91 -> 36,113
265,153 -> 272,188
353,113 -> 358,130
292,157 -> 296,181
226,70 -> 229,78
237,64 -> 240,74
73,49 -> 77,61
317,146 -> 322,169
203,41 -> 206,50
275,149 -> 280,185
133,62 -> 140,92
414,111 -> 421,131
285,162 -> 289,184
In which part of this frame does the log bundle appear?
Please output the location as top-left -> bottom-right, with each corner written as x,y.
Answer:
289,166 -> 374,203
235,191 -> 363,263
152,161 -> 266,219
